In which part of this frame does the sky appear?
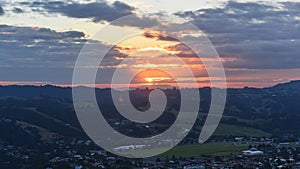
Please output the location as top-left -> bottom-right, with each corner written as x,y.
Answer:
0,0 -> 300,88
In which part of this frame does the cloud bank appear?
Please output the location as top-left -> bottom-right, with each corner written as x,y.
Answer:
24,0 -> 134,22
175,1 -> 300,69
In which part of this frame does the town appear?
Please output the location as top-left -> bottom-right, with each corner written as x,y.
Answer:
1,134 -> 300,169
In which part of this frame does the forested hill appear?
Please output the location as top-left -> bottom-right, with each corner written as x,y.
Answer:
0,80 -> 299,141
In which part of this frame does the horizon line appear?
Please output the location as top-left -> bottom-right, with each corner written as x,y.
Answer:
0,80 -> 299,90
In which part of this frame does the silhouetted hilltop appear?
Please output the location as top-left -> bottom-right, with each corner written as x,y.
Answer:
0,80 -> 300,140
0,85 -> 72,99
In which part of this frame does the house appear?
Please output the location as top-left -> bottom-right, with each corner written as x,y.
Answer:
278,142 -> 290,148
74,165 -> 82,169
183,165 -> 205,169
242,148 -> 264,156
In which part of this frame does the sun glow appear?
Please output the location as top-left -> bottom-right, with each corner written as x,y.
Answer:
130,69 -> 176,88
145,77 -> 154,83
104,31 -> 210,88
144,77 -> 172,83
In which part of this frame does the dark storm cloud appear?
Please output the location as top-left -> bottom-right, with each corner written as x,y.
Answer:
0,25 -> 86,68
26,0 -> 134,22
12,7 -> 24,14
143,32 -> 178,41
0,25 -> 126,83
175,1 -> 300,69
21,0 -> 162,29
175,1 -> 300,41
111,14 -> 161,28
0,5 -> 4,15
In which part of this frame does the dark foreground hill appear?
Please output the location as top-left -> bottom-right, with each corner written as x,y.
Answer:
0,80 -> 300,146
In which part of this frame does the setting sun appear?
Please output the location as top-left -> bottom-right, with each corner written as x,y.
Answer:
145,77 -> 154,83
130,69 -> 176,88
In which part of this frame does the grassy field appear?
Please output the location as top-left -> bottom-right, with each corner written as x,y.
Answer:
197,113 -> 271,137
213,124 -> 271,137
162,142 -> 248,158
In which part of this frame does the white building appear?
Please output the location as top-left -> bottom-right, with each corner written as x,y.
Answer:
242,148 -> 263,156
183,165 -> 205,169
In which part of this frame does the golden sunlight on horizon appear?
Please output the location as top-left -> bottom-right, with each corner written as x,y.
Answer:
131,69 -> 175,88
107,32 -> 212,88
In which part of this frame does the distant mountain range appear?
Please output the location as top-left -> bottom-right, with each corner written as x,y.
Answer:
0,80 -> 299,98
